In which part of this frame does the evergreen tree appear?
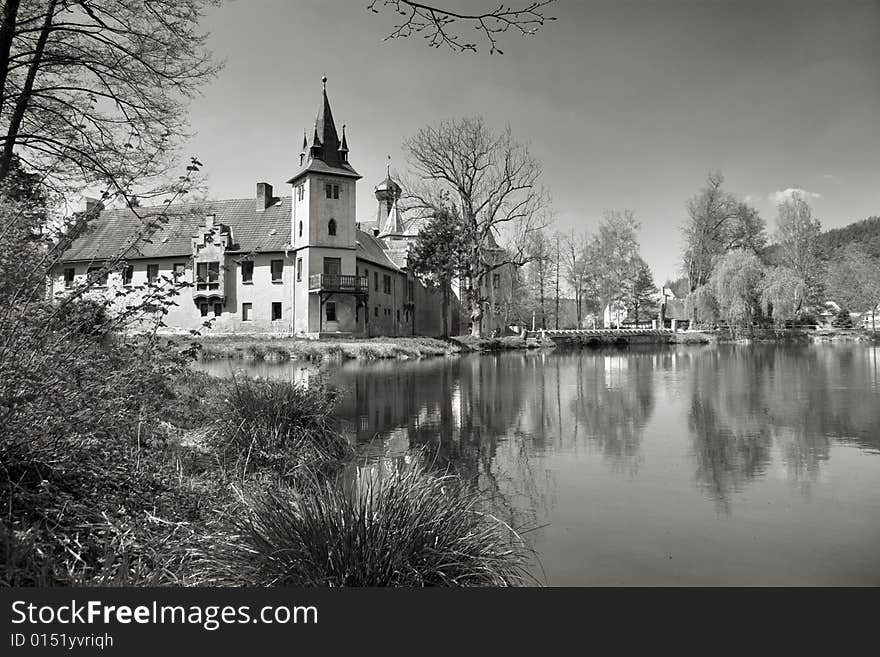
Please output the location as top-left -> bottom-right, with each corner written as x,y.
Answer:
625,260 -> 658,324
407,206 -> 469,337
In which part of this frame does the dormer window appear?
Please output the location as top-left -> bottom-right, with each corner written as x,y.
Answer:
328,218 -> 337,236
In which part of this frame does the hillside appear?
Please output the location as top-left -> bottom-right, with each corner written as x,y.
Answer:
762,215 -> 880,263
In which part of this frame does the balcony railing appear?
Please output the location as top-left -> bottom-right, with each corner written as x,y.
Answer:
309,274 -> 368,294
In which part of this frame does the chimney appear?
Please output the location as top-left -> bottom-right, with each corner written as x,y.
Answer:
84,197 -> 104,217
256,182 -> 273,211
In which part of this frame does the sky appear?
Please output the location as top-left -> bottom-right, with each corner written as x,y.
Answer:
185,0 -> 880,283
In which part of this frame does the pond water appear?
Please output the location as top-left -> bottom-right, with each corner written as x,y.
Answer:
195,344 -> 880,585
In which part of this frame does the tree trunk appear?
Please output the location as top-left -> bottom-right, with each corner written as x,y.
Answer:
1,0 -> 57,180
441,284 -> 449,338
0,0 -> 21,117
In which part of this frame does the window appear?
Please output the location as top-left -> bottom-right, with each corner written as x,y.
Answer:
333,185 -> 339,199
383,274 -> 391,294
374,307 -> 379,317
374,272 -> 379,292
397,310 -> 400,322
199,303 -> 209,317
213,303 -> 223,317
173,263 -> 186,279
298,221 -> 303,238
325,183 -> 332,199
328,218 -> 336,236
242,302 -> 252,322
296,258 -> 302,282
326,302 -> 336,322
196,262 -> 219,290
271,259 -> 283,283
87,266 -> 107,286
241,260 -> 253,284
121,265 -> 133,286
64,267 -> 75,289
147,264 -> 159,284
492,273 -> 501,289
296,184 -> 304,201
271,302 -> 282,320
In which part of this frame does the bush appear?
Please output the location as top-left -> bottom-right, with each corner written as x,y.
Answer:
212,457 -> 534,587
833,307 -> 854,328
207,376 -> 352,480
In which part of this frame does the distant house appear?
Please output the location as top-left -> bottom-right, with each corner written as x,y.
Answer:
602,300 -> 627,328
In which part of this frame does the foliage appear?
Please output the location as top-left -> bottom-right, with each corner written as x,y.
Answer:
595,209 -> 641,326
407,206 -> 469,336
685,285 -> 718,326
817,215 -> 880,260
624,258 -> 658,324
708,249 -> 764,333
774,191 -> 822,306
824,244 -> 880,329
832,307 -> 853,329
212,455 -> 534,587
760,266 -> 806,328
561,228 -> 600,327
207,376 -> 352,481
682,171 -> 765,291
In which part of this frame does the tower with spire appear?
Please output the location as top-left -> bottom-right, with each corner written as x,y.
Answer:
289,76 -> 364,335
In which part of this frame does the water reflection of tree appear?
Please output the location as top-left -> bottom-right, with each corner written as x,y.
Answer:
566,350 -> 656,475
686,344 -> 880,510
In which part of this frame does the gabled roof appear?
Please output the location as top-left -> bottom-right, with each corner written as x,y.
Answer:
355,229 -> 402,272
60,198 -> 292,262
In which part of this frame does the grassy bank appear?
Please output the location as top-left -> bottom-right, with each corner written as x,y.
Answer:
451,334 -> 556,352
192,335 -> 459,363
1,314 -> 530,586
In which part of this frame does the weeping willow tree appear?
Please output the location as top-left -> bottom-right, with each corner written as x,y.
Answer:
708,250 -> 764,337
760,266 -> 806,330
685,284 -> 718,328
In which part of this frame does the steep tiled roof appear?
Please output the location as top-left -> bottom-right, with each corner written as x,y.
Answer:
355,229 -> 401,272
60,198 -> 292,262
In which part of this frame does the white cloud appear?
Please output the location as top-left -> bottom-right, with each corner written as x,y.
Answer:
769,187 -> 821,205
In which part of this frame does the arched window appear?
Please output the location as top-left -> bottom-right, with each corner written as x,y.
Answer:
298,221 -> 302,238
328,218 -> 337,236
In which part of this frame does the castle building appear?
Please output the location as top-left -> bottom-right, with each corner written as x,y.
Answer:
50,77 -> 461,337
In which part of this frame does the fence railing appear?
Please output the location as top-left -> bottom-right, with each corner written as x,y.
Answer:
308,274 -> 368,293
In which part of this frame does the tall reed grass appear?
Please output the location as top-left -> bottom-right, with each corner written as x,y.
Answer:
212,457 -> 534,586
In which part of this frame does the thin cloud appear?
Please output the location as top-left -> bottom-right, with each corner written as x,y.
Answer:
769,187 -> 821,205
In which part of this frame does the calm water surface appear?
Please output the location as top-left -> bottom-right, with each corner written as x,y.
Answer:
196,344 -> 880,585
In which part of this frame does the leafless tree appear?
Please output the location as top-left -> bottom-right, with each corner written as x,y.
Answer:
0,0 -> 220,203
367,0 -> 556,54
404,116 -> 550,337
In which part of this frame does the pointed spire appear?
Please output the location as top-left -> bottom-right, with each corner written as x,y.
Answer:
379,197 -> 406,239
339,124 -> 349,152
386,154 -> 391,178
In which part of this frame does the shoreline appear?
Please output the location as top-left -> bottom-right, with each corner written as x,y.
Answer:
184,328 -> 878,365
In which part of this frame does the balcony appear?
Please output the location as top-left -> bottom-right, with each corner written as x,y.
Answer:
309,274 -> 368,295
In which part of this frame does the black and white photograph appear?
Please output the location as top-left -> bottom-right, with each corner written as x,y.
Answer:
1,0 -> 879,610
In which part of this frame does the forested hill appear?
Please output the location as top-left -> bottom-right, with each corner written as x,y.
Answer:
817,216 -> 880,259
763,215 -> 880,263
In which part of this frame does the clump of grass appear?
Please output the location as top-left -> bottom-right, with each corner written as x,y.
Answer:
212,457 -> 534,586
208,376 -> 352,479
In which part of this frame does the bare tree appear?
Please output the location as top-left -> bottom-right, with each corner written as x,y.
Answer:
561,227 -> 596,328
367,0 -> 556,54
0,0 -> 220,201
775,191 -> 822,307
404,116 -> 550,337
